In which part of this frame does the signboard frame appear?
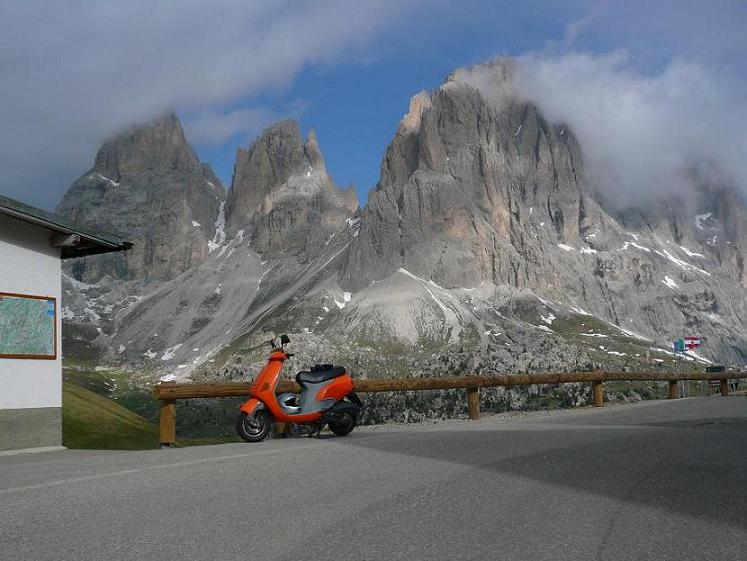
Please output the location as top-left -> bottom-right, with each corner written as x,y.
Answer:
0,291 -> 57,360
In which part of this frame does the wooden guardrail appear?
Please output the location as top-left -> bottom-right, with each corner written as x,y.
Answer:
153,370 -> 745,447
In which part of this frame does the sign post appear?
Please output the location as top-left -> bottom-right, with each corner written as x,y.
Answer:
672,336 -> 703,398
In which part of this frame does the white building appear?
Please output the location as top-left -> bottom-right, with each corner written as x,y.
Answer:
0,195 -> 130,452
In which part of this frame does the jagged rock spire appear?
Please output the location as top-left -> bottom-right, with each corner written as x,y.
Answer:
304,129 -> 326,171
226,119 -> 358,255
91,111 -> 202,180
56,112 -> 224,281
226,119 -> 307,225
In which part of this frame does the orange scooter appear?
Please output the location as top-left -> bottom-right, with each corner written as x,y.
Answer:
236,334 -> 362,442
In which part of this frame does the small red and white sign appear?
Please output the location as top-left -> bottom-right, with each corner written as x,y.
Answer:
684,336 -> 701,350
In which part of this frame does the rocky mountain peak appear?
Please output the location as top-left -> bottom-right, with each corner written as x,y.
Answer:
226,119 -> 307,225
445,58 -> 516,87
379,91 -> 432,189
227,119 -> 358,255
442,58 -> 518,112
401,91 -> 432,133
343,65 -> 597,291
56,112 -> 224,282
304,129 -> 326,171
334,61 -> 746,363
92,112 -> 201,182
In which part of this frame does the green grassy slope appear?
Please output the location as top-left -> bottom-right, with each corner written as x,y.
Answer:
62,381 -> 160,450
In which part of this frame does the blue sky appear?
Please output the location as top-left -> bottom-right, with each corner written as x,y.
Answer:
1,1 -> 745,208
191,60 -> 482,202
188,1 -> 587,204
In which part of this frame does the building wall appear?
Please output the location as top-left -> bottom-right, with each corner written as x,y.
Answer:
0,214 -> 62,450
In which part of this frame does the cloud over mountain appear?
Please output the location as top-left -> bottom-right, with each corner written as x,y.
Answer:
453,52 -> 747,208
0,0 -> 418,207
2,1 -> 746,210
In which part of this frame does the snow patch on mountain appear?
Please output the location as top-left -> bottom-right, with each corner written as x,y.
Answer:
161,343 -> 183,361
208,201 -> 226,253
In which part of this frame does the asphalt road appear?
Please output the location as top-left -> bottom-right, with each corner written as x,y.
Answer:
1,397 -> 745,560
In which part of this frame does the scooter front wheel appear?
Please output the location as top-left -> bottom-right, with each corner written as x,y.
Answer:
236,409 -> 270,442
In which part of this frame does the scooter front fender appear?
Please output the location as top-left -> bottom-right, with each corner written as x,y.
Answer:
239,397 -> 263,416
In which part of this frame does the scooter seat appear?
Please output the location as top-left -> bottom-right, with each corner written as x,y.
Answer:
296,366 -> 346,385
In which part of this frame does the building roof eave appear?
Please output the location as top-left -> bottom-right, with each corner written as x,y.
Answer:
0,194 -> 132,258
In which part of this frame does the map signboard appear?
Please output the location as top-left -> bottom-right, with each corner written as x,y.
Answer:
0,292 -> 57,359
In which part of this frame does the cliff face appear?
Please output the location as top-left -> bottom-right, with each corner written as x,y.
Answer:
342,62 -> 606,291
56,113 -> 224,281
226,120 -> 358,257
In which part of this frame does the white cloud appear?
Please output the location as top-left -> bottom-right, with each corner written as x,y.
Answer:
556,4 -> 603,52
182,108 -> 278,146
455,51 -> 747,207
2,1 -> 746,210
513,52 -> 747,205
0,0 -> 418,207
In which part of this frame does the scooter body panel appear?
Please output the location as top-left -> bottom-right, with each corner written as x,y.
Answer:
298,375 -> 354,414
315,375 -> 354,404
239,397 -> 262,416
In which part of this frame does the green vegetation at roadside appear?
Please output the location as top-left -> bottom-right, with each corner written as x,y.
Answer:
63,365 -> 158,420
62,381 -> 238,449
62,381 -> 160,449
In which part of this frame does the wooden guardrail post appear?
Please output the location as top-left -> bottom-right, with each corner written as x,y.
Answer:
467,387 -> 480,420
592,380 -> 604,407
668,380 -> 679,399
159,399 -> 176,448
720,378 -> 729,397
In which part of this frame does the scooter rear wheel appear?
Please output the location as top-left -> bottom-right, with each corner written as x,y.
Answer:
236,409 -> 270,442
327,412 -> 356,436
